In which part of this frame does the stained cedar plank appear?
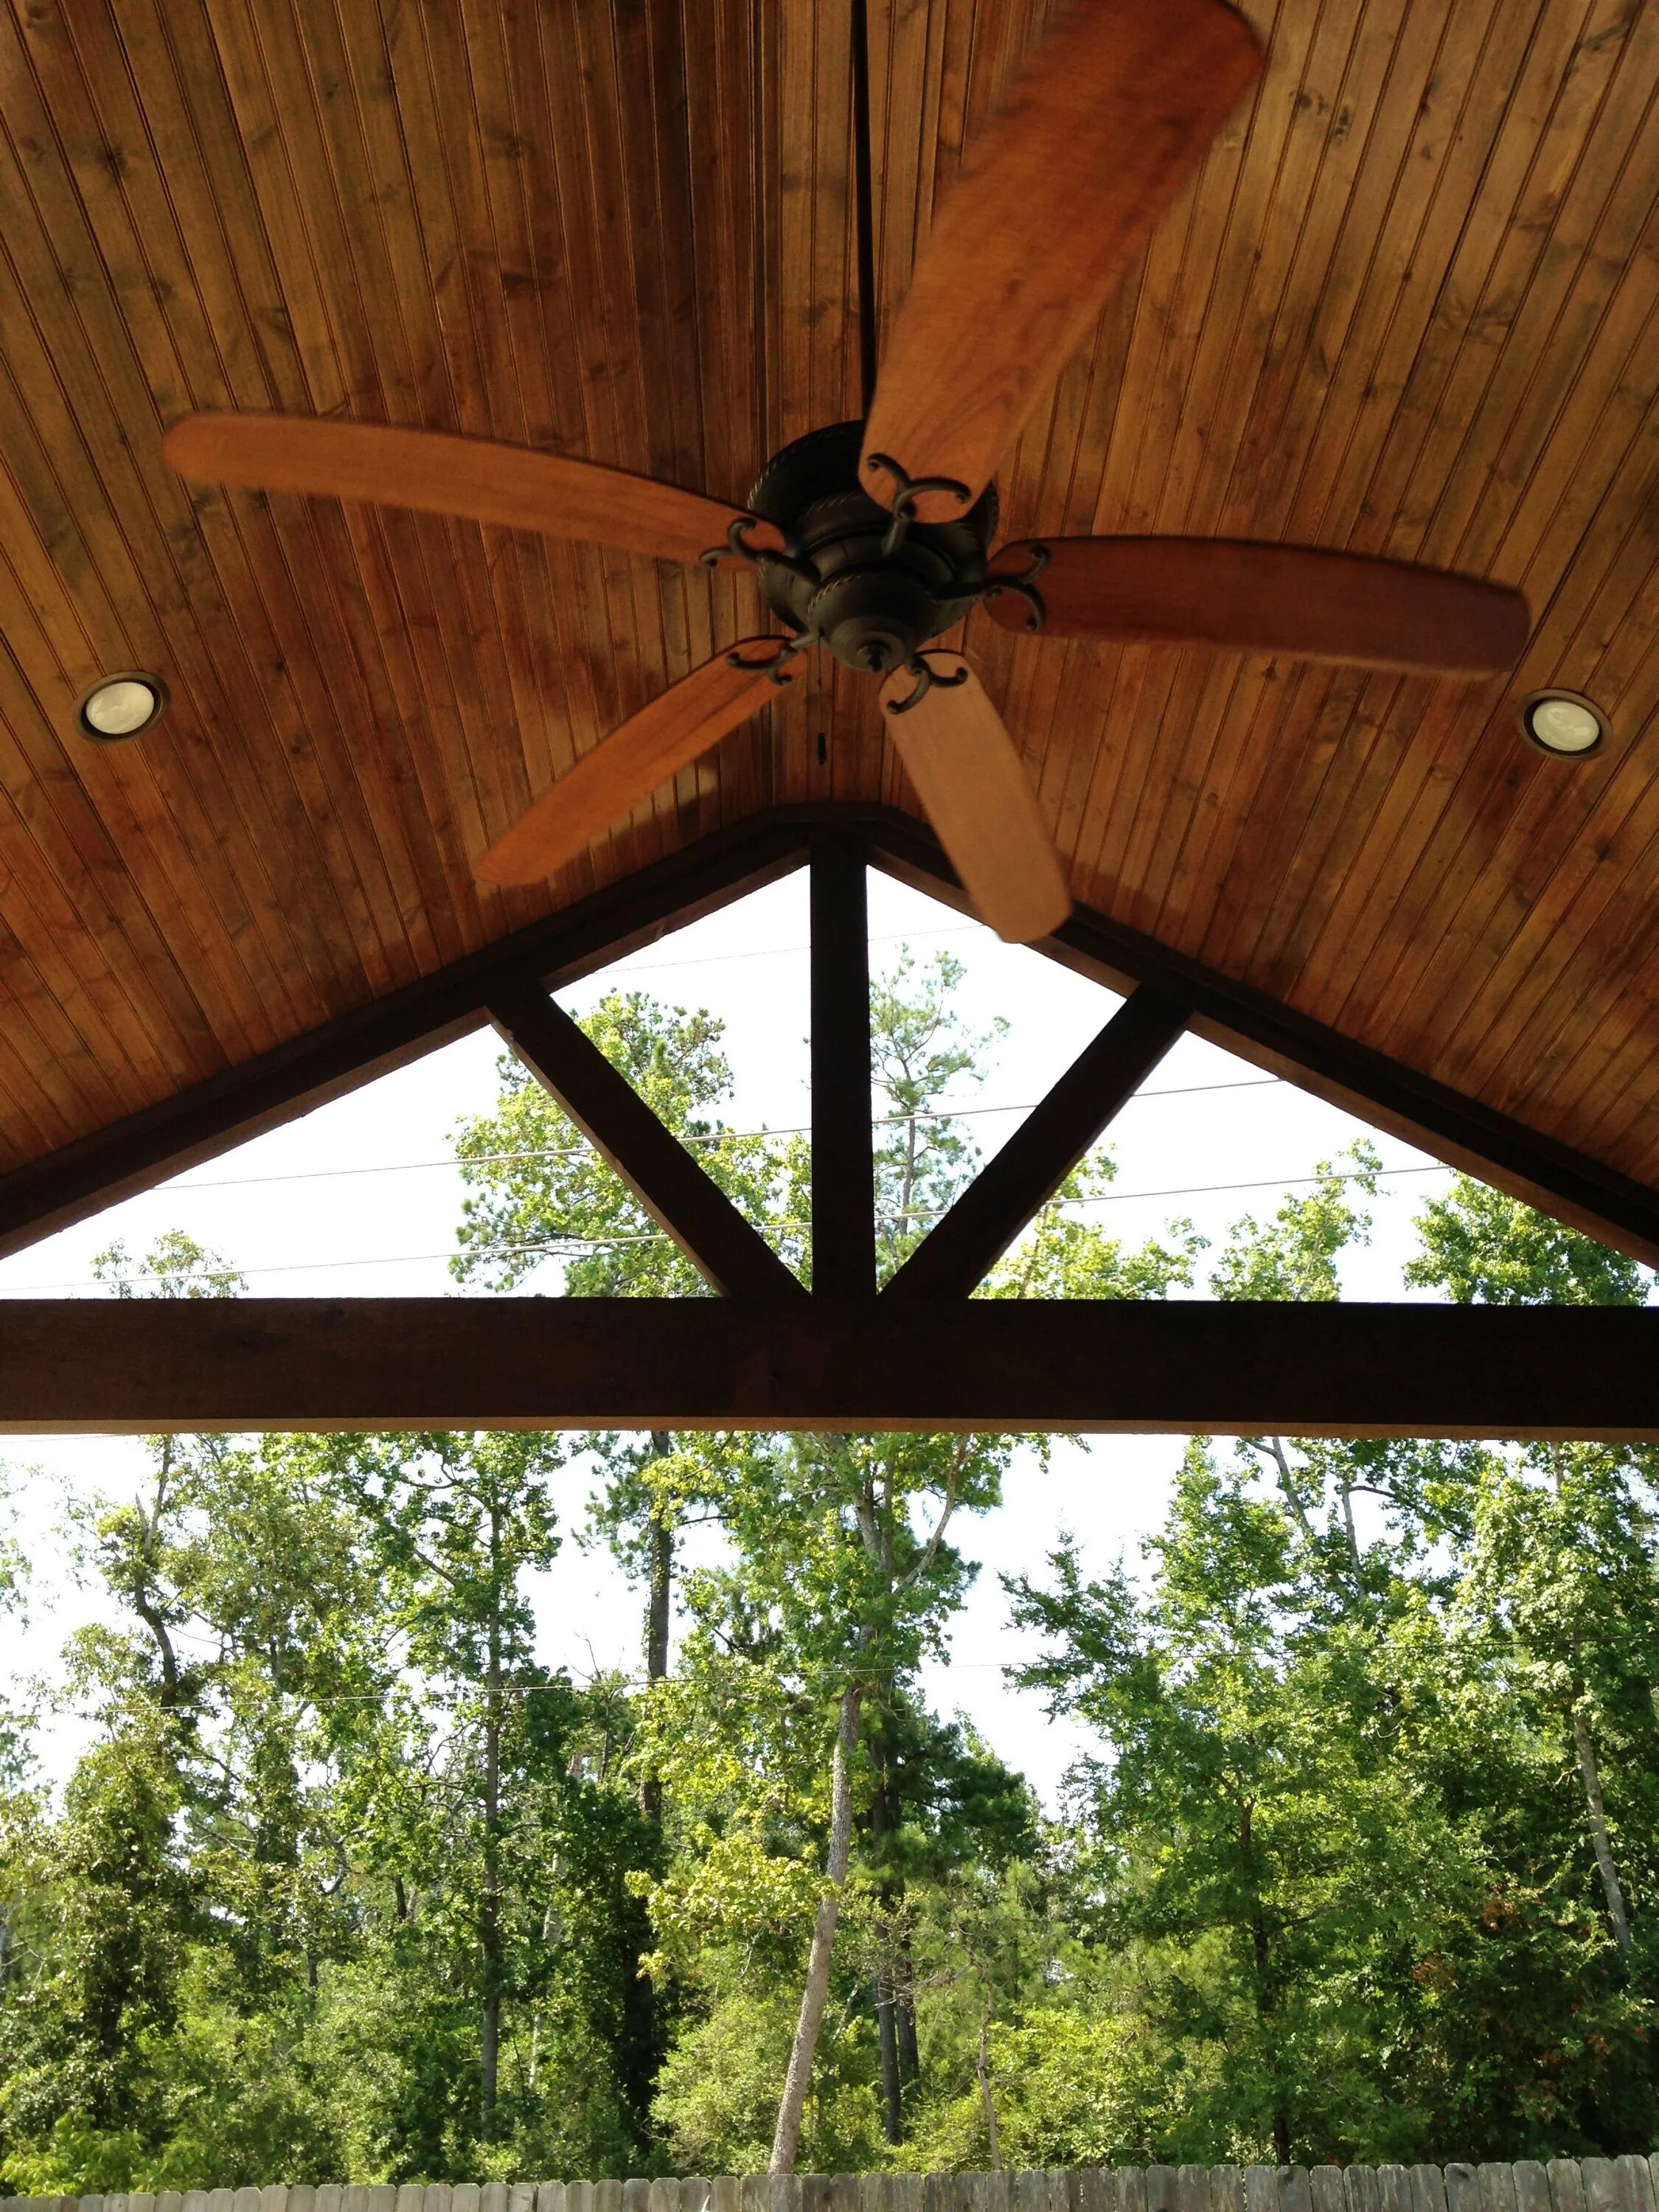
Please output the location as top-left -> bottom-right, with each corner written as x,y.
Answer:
380,4 -> 573,934
178,0 -> 469,971
1265,73 -> 1659,1026
1371,526 -> 1659,1100
1447,657 -> 1659,1105
1344,150 -> 1659,1063
3,4 -> 375,1029
1391,10 -> 1659,577
1332,316 -> 1659,1058
1283,344 -> 1658,1052
1133,0 -> 1414,925
543,0 -> 672,879
601,6 -> 728,846
678,1 -> 766,832
0,442 -> 277,1090
361,0 -> 571,919
0,508 -> 236,1094
465,15 -> 607,863
1262,0 -> 1659,1007
0,794 -> 150,1130
0,720 -> 189,1111
49,0 -> 416,1002
1159,0 -> 1517,949
328,0 -> 541,933
1116,0 -> 1357,913
0,215 -> 312,1062
1189,0 -> 1557,968
1147,0 -> 1469,936
1465,696 -> 1659,1135
0,923 -> 99,1158
1198,0 -> 1573,977
1068,0 -> 1291,906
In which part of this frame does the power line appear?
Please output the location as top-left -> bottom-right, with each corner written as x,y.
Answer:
148,1078 -> 1284,1194
0,1164 -> 1449,1295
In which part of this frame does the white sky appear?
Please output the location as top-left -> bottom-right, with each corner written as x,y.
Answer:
0,868 -> 1453,1806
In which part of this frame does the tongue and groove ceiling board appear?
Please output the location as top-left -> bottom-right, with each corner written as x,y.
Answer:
0,0 -> 1655,1200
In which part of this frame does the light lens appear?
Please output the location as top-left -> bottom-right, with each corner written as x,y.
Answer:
76,673 -> 167,742
1520,690 -> 1606,757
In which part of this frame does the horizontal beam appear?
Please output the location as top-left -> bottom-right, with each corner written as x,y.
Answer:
885,985 -> 1190,1301
1,1297 -> 1654,1441
0,815 -> 810,1262
864,812 -> 1659,1270
488,983 -> 804,1301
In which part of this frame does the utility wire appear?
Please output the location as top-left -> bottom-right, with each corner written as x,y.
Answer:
159,1077 -> 1283,1192
1,1164 -> 1448,1294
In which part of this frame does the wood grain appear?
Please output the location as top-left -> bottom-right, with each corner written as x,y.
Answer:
877,654 -> 1071,944
0,0 -> 1652,1219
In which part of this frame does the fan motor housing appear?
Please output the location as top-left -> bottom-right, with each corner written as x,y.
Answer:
746,422 -> 998,674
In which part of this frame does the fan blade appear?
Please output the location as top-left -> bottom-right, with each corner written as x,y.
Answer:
984,538 -> 1531,676
859,0 -> 1262,522
162,413 -> 784,568
476,641 -> 801,886
879,654 -> 1070,945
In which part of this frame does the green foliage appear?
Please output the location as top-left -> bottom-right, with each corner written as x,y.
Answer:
1406,1180 -> 1651,1307
6,976 -> 1658,2187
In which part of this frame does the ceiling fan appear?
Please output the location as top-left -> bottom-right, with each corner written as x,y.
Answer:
162,0 -> 1530,947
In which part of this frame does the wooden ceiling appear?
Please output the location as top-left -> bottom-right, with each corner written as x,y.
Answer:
0,0 -> 1655,1202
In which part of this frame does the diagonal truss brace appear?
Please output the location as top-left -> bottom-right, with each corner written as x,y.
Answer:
487,978 -> 805,1302
883,985 -> 1192,1301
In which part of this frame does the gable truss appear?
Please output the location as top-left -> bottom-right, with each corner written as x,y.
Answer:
0,806 -> 1653,1443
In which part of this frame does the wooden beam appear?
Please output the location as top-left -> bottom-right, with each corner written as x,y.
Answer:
885,986 -> 1190,1301
487,981 -> 805,1302
1,1296 -> 1654,1441
863,810 -> 1659,1270
810,835 -> 877,1298
0,817 -> 809,1262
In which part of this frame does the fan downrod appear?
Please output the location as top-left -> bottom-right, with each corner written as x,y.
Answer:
703,422 -> 1043,685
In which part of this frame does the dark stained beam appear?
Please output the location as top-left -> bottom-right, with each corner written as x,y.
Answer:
0,817 -> 810,1264
885,986 -> 1190,1302
487,981 -> 804,1302
864,810 -> 1659,1270
810,835 -> 877,1298
1,1297 -> 1654,1441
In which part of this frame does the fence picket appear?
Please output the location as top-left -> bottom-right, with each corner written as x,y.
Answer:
1309,2172 -> 1343,2212
1617,2163 -> 1655,2212
14,2160 -> 1659,2212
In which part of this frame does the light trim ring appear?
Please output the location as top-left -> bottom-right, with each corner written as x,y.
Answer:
74,671 -> 168,744
1518,689 -> 1607,759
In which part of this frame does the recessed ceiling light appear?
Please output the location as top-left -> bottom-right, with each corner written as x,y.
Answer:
74,672 -> 168,743
1518,689 -> 1607,758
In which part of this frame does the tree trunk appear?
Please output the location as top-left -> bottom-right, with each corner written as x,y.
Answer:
770,1683 -> 862,2174
874,1972 -> 902,2141
640,1432 -> 675,1823
897,1982 -> 921,2082
1573,1701 -> 1632,1958
867,1736 -> 904,2142
974,1967 -> 1001,2171
1240,1801 -> 1290,2164
481,1551 -> 503,2129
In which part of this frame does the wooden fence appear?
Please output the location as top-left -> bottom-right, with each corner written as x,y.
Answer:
6,2159 -> 1659,2212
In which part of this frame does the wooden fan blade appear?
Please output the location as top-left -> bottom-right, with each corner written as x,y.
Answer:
476,641 -> 801,887
984,538 -> 1531,676
878,654 -> 1070,945
859,0 -> 1262,522
162,413 -> 784,568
